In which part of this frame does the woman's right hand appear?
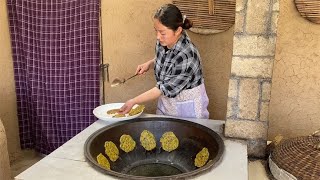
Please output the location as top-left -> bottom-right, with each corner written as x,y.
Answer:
135,59 -> 154,75
118,99 -> 136,114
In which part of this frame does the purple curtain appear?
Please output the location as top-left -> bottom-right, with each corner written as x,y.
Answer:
7,0 -> 101,154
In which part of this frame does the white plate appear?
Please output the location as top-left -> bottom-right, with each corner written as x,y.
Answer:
93,103 -> 143,121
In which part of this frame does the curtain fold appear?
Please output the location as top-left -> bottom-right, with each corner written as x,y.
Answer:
7,0 -> 101,154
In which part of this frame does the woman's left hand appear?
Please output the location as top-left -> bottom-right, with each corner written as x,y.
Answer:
118,99 -> 136,114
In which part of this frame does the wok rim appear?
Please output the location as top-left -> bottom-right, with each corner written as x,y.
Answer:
84,117 -> 225,180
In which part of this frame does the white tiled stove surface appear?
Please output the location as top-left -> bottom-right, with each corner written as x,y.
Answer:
15,114 -> 248,180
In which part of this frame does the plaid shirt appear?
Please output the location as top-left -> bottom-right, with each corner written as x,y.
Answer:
154,31 -> 204,98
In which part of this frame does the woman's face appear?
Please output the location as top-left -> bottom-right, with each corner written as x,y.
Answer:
154,18 -> 181,49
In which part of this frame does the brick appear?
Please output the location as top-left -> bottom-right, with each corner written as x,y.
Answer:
227,99 -> 236,118
231,57 -> 273,78
273,0 -> 279,11
225,119 -> 268,139
233,35 -> 276,56
246,0 -> 270,34
236,0 -> 246,12
228,79 -> 238,99
271,12 -> 279,34
261,82 -> 271,101
239,79 -> 259,119
260,102 -> 269,121
235,11 -> 245,33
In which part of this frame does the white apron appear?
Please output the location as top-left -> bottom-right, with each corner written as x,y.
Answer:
156,83 -> 209,119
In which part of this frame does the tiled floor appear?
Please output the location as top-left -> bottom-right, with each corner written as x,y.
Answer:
11,150 -> 274,180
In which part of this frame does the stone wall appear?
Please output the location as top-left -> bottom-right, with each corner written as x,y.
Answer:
225,0 -> 279,158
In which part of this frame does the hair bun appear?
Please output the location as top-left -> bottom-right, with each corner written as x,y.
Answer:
182,18 -> 193,30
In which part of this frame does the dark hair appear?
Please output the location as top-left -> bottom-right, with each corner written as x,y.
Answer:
154,4 -> 193,31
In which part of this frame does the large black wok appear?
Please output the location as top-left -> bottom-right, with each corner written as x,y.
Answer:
84,117 -> 224,179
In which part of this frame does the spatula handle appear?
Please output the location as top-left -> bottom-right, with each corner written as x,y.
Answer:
126,74 -> 138,81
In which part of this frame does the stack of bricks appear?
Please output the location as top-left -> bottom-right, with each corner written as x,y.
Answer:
224,0 -> 279,158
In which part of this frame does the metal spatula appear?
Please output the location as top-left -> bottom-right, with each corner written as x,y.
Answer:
111,74 -> 138,87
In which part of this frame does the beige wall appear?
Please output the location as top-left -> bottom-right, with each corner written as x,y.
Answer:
189,30 -> 233,120
101,0 -> 170,115
101,0 -> 233,120
0,0 -> 21,161
268,1 -> 320,139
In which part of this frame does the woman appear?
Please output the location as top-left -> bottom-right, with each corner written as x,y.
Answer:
119,4 -> 209,119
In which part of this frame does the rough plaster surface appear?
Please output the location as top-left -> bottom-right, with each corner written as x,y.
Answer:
102,0 -> 233,120
269,1 -> 320,139
0,0 -> 21,162
189,29 -> 233,120
101,0 -> 170,114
